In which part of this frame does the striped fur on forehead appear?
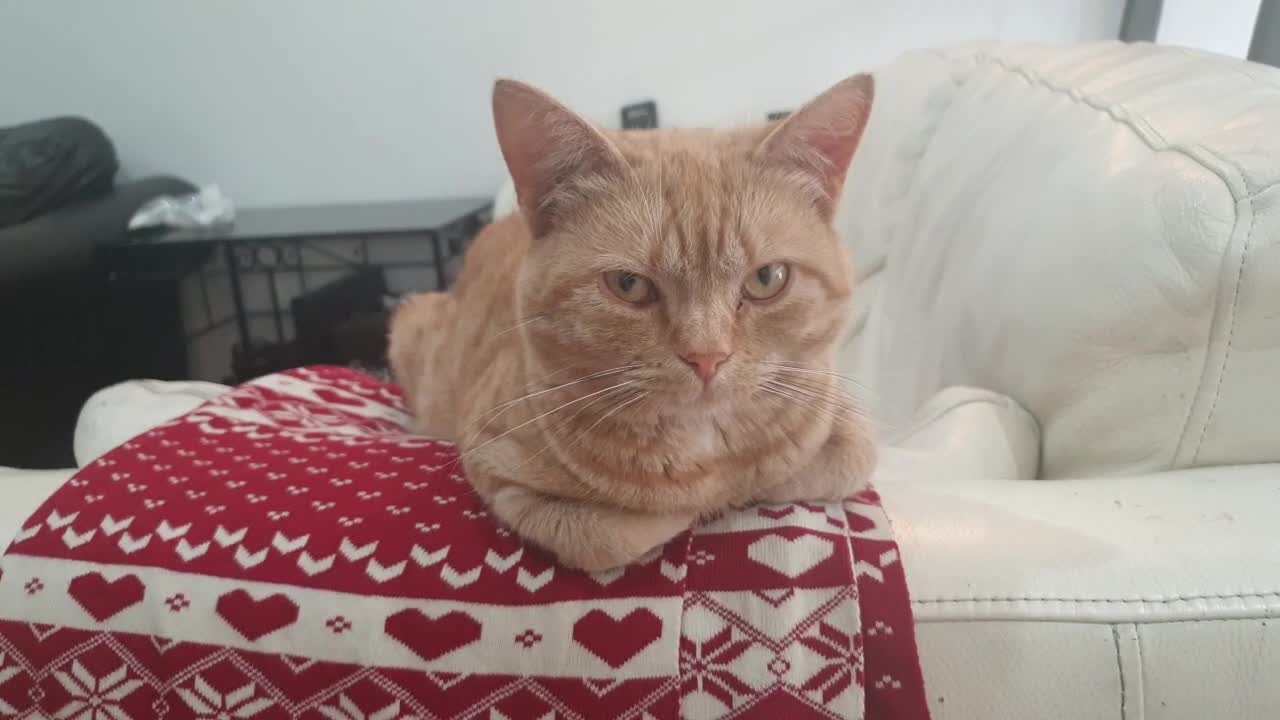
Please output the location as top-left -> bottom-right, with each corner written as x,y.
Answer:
551,126 -> 832,285
651,154 -> 748,283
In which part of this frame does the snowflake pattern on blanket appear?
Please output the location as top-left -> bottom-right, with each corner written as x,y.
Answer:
0,366 -> 929,719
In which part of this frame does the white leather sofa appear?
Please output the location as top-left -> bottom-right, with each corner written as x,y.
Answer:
5,41 -> 1280,719
837,41 -> 1280,719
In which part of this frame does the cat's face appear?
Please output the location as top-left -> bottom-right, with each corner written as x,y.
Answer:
516,135 -> 854,411
494,75 -> 872,417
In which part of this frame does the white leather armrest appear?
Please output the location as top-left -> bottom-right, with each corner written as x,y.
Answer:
74,379 -> 231,466
877,386 -> 1040,481
878,465 -> 1280,717
884,465 -> 1280,622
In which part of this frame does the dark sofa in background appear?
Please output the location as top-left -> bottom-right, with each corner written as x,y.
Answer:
0,117 -> 197,468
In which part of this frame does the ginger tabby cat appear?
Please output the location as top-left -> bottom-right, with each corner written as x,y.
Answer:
389,74 -> 877,571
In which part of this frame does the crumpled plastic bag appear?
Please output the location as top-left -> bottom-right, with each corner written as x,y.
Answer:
127,184 -> 235,230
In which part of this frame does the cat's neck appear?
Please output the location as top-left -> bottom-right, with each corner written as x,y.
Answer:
521,368 -> 832,513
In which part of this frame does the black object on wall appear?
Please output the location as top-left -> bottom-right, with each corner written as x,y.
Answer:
1251,0 -> 1280,66
1119,0 -> 1163,42
622,101 -> 659,129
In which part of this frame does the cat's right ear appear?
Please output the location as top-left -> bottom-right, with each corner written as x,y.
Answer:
492,79 -> 625,237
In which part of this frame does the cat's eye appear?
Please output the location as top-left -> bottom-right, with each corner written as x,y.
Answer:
743,263 -> 790,301
603,270 -> 658,305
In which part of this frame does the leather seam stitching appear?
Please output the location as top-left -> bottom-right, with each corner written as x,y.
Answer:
975,52 -> 1169,149
915,591 -> 1280,604
1112,625 -> 1126,720
1190,194 -> 1257,462
915,616 -> 1278,625
1133,624 -> 1146,718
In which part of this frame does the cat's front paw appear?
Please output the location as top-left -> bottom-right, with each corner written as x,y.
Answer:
491,485 -> 694,572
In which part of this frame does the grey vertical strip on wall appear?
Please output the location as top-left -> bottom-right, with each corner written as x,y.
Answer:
1119,0 -> 1163,42
1250,0 -> 1280,66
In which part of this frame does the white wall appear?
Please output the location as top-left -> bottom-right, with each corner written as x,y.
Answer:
0,0 -> 1124,208
1157,0 -> 1261,58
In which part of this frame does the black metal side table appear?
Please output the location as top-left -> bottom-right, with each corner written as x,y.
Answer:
125,197 -> 492,355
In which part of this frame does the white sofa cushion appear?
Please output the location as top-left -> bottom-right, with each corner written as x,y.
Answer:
846,42 -> 1280,477
73,379 -> 230,466
878,385 -> 1040,481
0,467 -> 72,548
881,462 -> 1280,718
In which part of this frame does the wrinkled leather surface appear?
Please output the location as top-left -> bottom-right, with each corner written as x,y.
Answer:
847,42 -> 1280,719
73,379 -> 231,466
840,42 -> 1280,479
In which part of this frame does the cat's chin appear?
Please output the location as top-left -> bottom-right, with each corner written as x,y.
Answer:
652,384 -> 749,417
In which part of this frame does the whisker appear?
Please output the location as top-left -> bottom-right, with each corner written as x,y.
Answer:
547,384 -> 639,440
759,387 -> 847,428
456,379 -> 643,464
462,365 -> 641,443
533,365 -> 575,384
759,384 -> 831,417
488,314 -> 547,340
768,360 -> 842,367
561,391 -> 650,456
761,381 -> 859,426
766,362 -> 867,388
771,375 -> 864,411
517,386 -> 643,470
768,378 -> 867,419
773,374 -> 901,436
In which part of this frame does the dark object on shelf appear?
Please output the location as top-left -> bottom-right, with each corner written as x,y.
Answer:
334,310 -> 392,369
622,101 -> 659,129
0,116 -> 119,230
0,171 -> 199,468
231,339 -> 302,383
292,267 -> 388,368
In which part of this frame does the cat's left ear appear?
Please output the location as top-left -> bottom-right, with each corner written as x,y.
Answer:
756,73 -> 874,220
492,79 -> 626,237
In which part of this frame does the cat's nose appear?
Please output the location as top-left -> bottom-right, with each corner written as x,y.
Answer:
680,351 -> 731,383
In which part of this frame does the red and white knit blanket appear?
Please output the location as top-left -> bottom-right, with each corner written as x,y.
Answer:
0,367 -> 929,719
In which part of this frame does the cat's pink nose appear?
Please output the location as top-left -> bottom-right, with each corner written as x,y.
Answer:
681,351 -> 730,383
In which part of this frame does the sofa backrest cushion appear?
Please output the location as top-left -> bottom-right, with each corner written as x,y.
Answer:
843,42 -> 1280,477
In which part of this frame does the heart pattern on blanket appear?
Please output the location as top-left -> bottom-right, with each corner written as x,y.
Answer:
746,534 -> 834,579
67,572 -> 145,622
572,608 -> 663,668
216,589 -> 300,641
384,609 -> 482,661
758,506 -> 795,520
312,388 -> 367,407
0,366 -> 935,718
